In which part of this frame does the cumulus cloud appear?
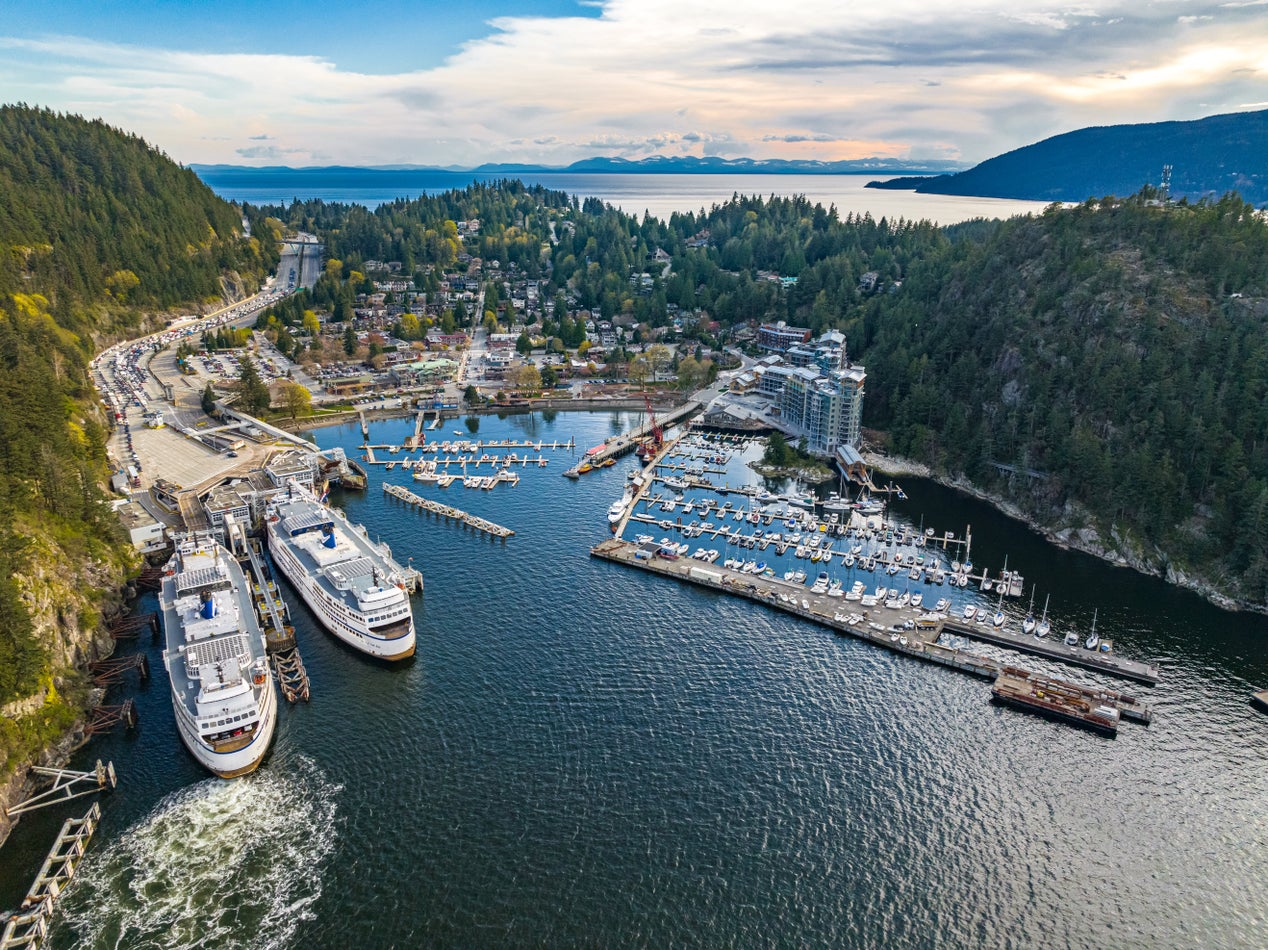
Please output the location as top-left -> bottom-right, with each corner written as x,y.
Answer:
1,0 -> 1266,166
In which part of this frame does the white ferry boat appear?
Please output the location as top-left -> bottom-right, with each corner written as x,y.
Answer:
266,483 -> 416,661
159,535 -> 277,778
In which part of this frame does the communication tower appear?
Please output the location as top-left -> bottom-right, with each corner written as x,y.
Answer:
1160,164 -> 1173,202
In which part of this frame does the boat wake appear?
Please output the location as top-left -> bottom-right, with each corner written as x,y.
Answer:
54,754 -> 341,950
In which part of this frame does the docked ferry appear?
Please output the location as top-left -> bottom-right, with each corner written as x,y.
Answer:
159,535 -> 278,778
266,482 -> 416,660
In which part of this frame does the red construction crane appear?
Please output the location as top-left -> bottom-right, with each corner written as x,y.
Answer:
635,394 -> 664,461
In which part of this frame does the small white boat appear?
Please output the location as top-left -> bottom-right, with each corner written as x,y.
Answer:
963,604 -> 977,621
1085,610 -> 1100,650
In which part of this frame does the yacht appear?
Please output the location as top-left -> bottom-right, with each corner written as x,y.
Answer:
1085,610 -> 1100,651
267,482 -> 416,660
1035,595 -> 1051,638
1021,590 -> 1037,636
159,535 -> 277,778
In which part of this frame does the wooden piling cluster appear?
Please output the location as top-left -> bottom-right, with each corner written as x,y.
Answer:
383,483 -> 514,537
107,612 -> 158,641
88,654 -> 149,687
84,700 -> 138,737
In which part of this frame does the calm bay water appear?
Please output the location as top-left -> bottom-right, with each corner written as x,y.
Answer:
3,410 -> 1267,948
196,169 -> 1052,225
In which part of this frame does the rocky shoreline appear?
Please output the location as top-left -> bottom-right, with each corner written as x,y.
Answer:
863,450 -> 1249,614
749,461 -> 836,484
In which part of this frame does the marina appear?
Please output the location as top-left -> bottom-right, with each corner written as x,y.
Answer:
598,429 -> 1162,707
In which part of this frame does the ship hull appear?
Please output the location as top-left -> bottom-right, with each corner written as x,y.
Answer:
268,528 -> 416,660
171,667 -> 278,777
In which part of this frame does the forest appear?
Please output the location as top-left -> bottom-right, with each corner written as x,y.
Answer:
0,107 -> 271,732
259,182 -> 1268,604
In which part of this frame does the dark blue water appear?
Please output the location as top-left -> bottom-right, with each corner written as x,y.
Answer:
5,410 -> 1267,948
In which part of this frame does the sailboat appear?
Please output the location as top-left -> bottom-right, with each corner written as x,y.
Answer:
1035,594 -> 1051,638
1085,609 -> 1100,651
1021,589 -> 1036,635
992,589 -> 1006,628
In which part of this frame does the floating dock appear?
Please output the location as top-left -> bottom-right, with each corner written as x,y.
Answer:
941,619 -> 1159,686
383,483 -> 514,537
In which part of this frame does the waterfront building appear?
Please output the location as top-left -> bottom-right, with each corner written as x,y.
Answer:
265,450 -> 318,492
745,330 -> 866,455
756,321 -> 812,353
203,485 -> 252,537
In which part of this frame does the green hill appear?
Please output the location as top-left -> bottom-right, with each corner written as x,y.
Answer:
869,109 -> 1268,206
0,105 -> 274,777
857,193 -> 1268,605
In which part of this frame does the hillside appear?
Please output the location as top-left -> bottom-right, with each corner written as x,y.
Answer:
855,193 -> 1268,606
0,105 -> 278,332
866,109 -> 1268,205
0,105 -> 274,788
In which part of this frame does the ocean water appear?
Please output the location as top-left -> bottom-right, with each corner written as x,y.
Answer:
195,169 -> 1052,225
2,410 -> 1265,947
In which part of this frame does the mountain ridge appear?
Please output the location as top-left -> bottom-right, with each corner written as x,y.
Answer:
866,109 -> 1268,205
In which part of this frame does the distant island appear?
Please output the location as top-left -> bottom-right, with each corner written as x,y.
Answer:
866,108 -> 1268,205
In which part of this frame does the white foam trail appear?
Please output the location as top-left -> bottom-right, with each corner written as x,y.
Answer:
55,754 -> 341,950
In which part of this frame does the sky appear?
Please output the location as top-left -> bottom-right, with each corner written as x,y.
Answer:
1,0 -> 1266,168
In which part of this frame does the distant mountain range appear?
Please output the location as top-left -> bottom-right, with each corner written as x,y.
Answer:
867,109 -> 1268,205
191,155 -> 965,180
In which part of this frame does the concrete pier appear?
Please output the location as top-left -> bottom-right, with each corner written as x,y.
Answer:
590,537 -> 1154,727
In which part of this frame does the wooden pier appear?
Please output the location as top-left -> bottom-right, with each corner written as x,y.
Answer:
1,803 -> 102,949
589,538 -> 1154,729
383,483 -> 515,537
583,400 -> 701,467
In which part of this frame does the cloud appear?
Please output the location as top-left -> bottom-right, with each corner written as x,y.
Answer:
761,133 -> 840,143
235,144 -> 306,160
2,0 -> 1266,167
